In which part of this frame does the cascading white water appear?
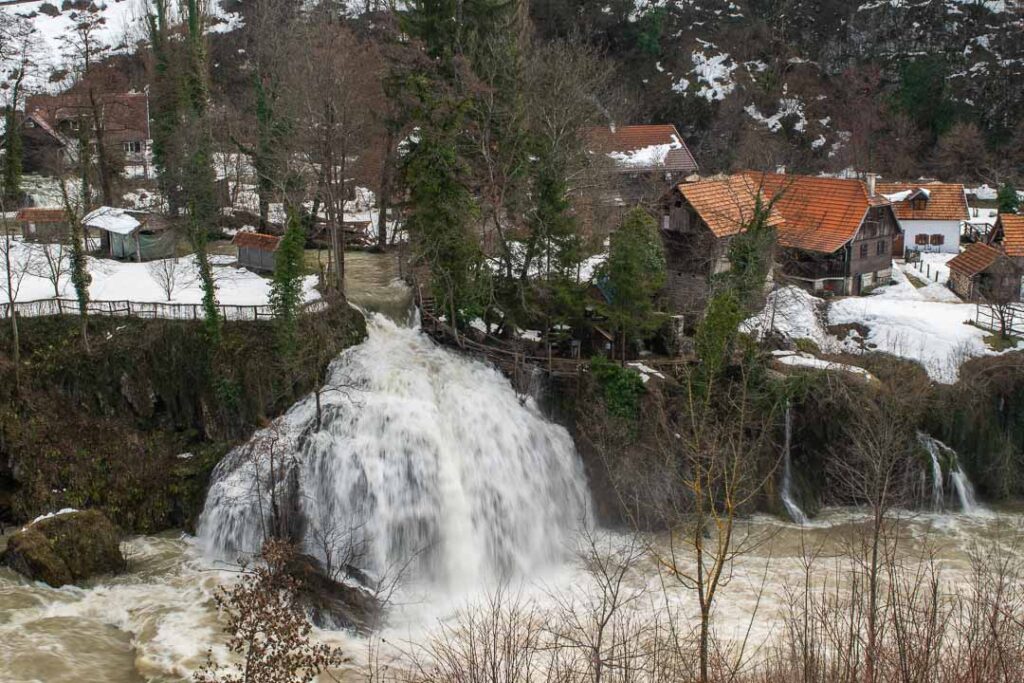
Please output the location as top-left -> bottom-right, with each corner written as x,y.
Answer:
197,314 -> 592,590
917,432 -> 983,514
780,402 -> 809,524
918,432 -> 946,510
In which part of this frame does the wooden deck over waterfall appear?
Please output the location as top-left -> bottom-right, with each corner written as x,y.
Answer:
411,281 -> 694,386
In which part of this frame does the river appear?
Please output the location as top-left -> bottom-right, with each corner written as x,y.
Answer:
2,252 -> 1023,682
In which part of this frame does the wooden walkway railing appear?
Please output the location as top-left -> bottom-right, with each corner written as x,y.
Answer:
0,297 -> 328,322
414,283 -> 692,381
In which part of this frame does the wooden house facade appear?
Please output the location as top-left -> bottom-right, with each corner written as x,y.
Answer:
761,174 -> 902,296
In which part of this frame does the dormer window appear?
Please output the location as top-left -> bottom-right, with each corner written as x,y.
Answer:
911,197 -> 927,211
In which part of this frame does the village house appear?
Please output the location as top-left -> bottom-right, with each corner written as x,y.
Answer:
660,174 -> 785,322
15,207 -> 69,242
588,124 -> 698,207
876,182 -> 968,256
19,91 -> 152,178
762,173 -> 902,296
234,232 -> 282,272
660,172 -> 902,313
947,242 -> 1022,302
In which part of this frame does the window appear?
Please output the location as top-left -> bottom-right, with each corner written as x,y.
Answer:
915,234 -> 930,245
123,141 -> 142,154
860,243 -> 869,258
911,198 -> 927,211
877,240 -> 887,255
930,234 -> 945,246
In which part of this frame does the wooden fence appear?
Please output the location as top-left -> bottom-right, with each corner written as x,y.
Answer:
975,302 -> 1024,338
0,297 -> 328,322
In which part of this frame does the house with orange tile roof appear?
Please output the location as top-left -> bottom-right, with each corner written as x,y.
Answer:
758,173 -> 902,296
876,182 -> 968,255
947,242 -> 1021,302
588,124 -> 698,206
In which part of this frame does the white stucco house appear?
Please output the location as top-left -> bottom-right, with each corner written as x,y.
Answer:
878,182 -> 969,256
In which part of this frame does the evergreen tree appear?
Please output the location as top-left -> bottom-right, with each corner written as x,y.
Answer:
270,210 -> 307,359
597,208 -> 666,362
998,183 -> 1019,214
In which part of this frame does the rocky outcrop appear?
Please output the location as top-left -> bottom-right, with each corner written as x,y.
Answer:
285,554 -> 382,634
1,510 -> 125,587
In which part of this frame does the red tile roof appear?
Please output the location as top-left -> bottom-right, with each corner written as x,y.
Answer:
232,232 -> 281,252
677,175 -> 786,238
15,208 -> 66,223
754,173 -> 883,254
876,182 -> 969,222
588,124 -> 698,174
948,242 -> 1002,277
996,214 -> 1024,258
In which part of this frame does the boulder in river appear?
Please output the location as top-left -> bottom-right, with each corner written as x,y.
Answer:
285,553 -> 382,633
2,509 -> 126,587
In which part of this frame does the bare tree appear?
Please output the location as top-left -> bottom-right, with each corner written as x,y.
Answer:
147,255 -> 193,302
30,241 -> 72,298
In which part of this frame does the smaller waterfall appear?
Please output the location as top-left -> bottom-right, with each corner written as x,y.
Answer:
950,465 -> 981,514
780,402 -> 809,524
920,434 -> 945,510
917,433 -> 984,514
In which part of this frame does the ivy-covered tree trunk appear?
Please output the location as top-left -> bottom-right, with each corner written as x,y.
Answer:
270,210 -> 307,362
3,73 -> 25,207
181,0 -> 221,343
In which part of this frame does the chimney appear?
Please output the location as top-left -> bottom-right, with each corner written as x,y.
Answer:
866,173 -> 877,198
776,164 -> 787,175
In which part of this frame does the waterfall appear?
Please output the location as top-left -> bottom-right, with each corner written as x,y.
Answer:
780,402 -> 809,524
197,315 -> 592,590
917,432 -> 984,514
918,432 -> 945,510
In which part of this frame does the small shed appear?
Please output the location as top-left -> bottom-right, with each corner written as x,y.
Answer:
233,231 -> 281,272
16,207 -> 69,242
83,206 -> 176,261
947,243 -> 1021,302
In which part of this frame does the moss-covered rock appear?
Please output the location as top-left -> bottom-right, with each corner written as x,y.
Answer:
0,303 -> 367,533
2,510 -> 125,587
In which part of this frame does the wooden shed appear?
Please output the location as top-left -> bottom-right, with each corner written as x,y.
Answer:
947,242 -> 1021,302
83,207 -> 176,261
233,232 -> 281,272
16,208 -> 69,242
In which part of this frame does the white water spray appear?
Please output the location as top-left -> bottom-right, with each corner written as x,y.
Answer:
197,315 -> 592,590
780,402 -> 809,524
917,432 -> 983,514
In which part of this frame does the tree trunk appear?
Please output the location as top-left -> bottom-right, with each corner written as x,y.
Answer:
377,128 -> 395,250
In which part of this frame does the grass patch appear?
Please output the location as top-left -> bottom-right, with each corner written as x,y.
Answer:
984,333 -> 1021,351
904,272 -> 929,289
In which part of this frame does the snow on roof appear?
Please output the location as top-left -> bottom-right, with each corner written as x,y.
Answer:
83,207 -> 141,235
608,139 -> 680,168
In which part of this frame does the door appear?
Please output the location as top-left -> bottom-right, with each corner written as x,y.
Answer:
892,233 -> 904,258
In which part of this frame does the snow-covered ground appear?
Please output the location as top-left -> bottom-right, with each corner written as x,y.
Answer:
1,0 -> 243,84
3,237 -> 319,307
747,257 -> 1024,384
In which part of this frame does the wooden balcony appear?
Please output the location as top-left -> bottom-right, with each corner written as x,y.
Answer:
782,259 -> 849,280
